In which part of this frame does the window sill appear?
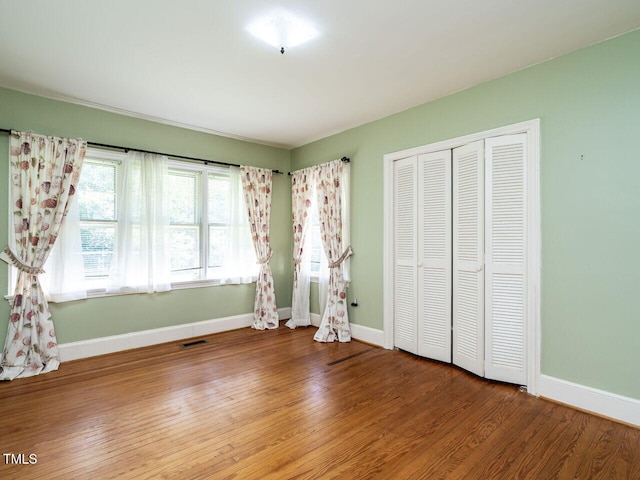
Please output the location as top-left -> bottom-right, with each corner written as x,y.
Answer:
84,277 -> 258,299
4,276 -> 258,303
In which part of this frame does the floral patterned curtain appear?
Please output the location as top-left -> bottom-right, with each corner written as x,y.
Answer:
313,159 -> 353,342
0,131 -> 86,380
240,166 -> 278,330
286,168 -> 314,329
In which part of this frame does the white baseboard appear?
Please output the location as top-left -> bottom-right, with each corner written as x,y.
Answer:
59,308 -> 292,362
310,313 -> 384,347
537,374 -> 640,427
279,307 -> 292,322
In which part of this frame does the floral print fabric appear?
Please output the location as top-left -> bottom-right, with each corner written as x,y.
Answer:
313,159 -> 352,342
0,131 -> 86,380
286,169 -> 314,329
240,166 -> 278,330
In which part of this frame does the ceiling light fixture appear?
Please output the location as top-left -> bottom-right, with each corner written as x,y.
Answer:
247,10 -> 319,54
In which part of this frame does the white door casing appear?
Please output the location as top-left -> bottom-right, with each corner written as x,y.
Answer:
383,119 -> 540,393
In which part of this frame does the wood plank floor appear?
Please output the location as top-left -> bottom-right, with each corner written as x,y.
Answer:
1,323 -> 638,479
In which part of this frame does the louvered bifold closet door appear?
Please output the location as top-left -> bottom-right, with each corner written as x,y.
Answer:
394,156 -> 418,354
417,151 -> 452,362
485,134 -> 527,385
453,141 -> 485,377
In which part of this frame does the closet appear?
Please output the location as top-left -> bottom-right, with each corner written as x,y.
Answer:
393,133 -> 528,386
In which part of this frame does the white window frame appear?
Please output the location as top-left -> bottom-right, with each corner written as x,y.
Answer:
166,162 -> 204,285
78,148 -> 123,292
166,159 -> 256,289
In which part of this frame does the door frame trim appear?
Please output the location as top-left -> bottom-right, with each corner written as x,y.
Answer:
382,119 -> 540,394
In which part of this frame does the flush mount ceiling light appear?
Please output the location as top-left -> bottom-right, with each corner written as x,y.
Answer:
247,10 -> 319,54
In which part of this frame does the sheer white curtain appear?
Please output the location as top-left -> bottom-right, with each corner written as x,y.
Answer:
40,196 -> 87,302
287,169 -> 314,328
218,167 -> 258,284
341,161 -> 351,283
313,159 -> 352,343
318,245 -> 329,318
107,150 -> 171,294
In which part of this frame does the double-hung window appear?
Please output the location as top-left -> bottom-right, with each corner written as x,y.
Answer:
77,152 -> 120,290
166,162 -> 256,285
167,167 -> 201,282
14,148 -> 258,299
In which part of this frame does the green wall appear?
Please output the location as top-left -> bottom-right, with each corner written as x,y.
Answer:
291,30 -> 640,400
0,87 -> 292,344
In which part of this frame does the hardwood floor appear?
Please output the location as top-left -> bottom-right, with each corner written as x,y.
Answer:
1,323 -> 638,479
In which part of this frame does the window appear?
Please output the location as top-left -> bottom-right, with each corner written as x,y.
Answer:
165,164 -> 257,284
309,198 -> 323,277
12,148 -> 258,298
167,168 -> 201,282
77,157 -> 119,288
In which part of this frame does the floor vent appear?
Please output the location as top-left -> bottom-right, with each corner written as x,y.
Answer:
181,339 -> 208,348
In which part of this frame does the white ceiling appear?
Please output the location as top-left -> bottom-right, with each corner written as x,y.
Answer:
1,1 -> 639,149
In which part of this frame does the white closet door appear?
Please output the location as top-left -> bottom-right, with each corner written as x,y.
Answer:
417,150 -> 452,362
485,134 -> 527,385
394,156 -> 418,354
453,140 -> 485,377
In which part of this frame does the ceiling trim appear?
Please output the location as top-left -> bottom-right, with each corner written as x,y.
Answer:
0,84 -> 293,150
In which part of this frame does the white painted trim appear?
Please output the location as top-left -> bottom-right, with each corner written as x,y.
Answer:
279,307 -> 292,321
310,313 -> 384,347
538,374 -> 640,427
384,119 -> 540,162
383,119 -> 541,393
526,120 -> 541,396
383,150 -> 396,350
350,323 -> 385,347
59,308 -> 292,362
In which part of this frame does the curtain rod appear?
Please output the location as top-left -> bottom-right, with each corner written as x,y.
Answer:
287,157 -> 350,176
0,128 -> 284,174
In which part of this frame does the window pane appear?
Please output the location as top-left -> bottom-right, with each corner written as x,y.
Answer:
208,173 -> 230,224
310,225 -> 322,273
310,202 -> 322,273
80,224 -> 115,277
78,161 -> 117,221
209,225 -> 227,268
169,170 -> 199,224
170,225 -> 200,272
